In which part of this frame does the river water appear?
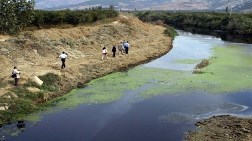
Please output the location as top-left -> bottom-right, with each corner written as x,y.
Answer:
1,31 -> 252,141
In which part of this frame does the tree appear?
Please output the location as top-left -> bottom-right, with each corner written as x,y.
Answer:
225,6 -> 229,14
0,0 -> 35,34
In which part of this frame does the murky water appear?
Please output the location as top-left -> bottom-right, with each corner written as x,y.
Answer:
1,31 -> 252,141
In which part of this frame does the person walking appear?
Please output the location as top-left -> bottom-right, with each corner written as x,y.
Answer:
12,66 -> 20,86
112,45 -> 116,57
124,41 -> 130,54
59,51 -> 67,69
102,47 -> 108,59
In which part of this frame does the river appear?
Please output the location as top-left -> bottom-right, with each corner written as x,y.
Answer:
1,31 -> 252,141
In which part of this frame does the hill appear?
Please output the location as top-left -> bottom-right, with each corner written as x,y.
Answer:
35,0 -> 252,12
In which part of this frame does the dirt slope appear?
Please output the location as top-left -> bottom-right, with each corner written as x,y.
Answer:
0,14 -> 172,97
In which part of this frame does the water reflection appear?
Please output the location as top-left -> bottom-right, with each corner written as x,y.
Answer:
3,90 -> 251,141
16,121 -> 25,131
144,31 -> 217,70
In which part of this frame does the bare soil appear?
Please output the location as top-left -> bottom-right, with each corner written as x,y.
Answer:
186,115 -> 252,141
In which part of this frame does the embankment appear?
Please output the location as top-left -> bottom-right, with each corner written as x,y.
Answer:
0,14 -> 172,123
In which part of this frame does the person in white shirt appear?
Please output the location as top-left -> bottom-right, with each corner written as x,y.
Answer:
102,47 -> 108,59
124,41 -> 130,54
12,66 -> 20,86
59,51 -> 67,69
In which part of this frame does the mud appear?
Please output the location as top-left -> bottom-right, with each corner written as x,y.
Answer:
186,115 -> 252,141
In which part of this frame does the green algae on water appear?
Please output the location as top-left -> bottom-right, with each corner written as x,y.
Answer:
141,45 -> 252,96
46,45 -> 252,109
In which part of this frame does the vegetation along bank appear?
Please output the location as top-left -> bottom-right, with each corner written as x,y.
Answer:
136,11 -> 252,43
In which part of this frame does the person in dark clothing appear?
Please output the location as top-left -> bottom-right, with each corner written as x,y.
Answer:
59,51 -> 67,69
124,41 -> 130,54
112,45 -> 116,57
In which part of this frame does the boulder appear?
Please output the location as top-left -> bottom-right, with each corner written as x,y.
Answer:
33,76 -> 43,86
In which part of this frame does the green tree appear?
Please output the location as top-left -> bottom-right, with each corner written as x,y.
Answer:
0,0 -> 35,34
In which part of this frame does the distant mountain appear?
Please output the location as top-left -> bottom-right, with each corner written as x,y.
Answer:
35,0 -> 252,12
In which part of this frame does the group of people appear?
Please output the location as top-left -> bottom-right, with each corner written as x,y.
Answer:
11,41 -> 130,86
11,51 -> 68,86
102,41 -> 130,60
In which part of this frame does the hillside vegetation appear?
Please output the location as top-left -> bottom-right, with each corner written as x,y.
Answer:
136,11 -> 252,35
1,5 -> 118,34
32,7 -> 118,28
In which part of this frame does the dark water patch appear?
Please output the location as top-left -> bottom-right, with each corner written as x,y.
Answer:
2,90 -> 252,141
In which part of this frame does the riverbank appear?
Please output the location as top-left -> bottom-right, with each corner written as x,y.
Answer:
186,115 -> 252,141
0,14 -> 172,123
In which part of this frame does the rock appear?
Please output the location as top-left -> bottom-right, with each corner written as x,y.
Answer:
0,103 -> 9,111
43,93 -> 50,102
2,95 -> 11,99
0,106 -> 8,111
1,92 -> 18,99
33,76 -> 43,86
10,92 -> 18,98
77,82 -> 86,88
26,87 -> 41,93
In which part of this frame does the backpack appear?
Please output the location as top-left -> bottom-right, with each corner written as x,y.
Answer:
11,71 -> 17,78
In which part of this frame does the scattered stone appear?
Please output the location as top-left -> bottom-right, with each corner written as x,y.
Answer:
1,92 -> 18,99
33,76 -> 43,86
10,93 -> 18,98
26,87 -> 41,93
43,93 -> 50,102
77,82 -> 86,88
0,103 -> 9,111
2,95 -> 11,99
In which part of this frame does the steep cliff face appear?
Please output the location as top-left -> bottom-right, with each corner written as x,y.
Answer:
35,0 -> 251,12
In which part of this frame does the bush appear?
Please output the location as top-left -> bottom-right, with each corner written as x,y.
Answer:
163,26 -> 178,38
38,73 -> 60,92
136,11 -> 252,35
30,8 -> 118,28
